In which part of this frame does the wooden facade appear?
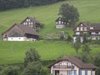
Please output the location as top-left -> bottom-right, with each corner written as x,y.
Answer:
50,57 -> 96,75
73,22 -> 100,43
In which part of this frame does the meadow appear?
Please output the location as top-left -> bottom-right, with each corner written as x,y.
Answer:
0,0 -> 100,64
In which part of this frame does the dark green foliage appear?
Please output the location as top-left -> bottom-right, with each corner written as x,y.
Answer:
22,61 -> 49,75
22,61 -> 42,75
40,66 -> 49,75
1,66 -> 19,75
59,3 -> 79,26
73,37 -> 81,54
0,0 -> 65,10
94,53 -> 100,75
83,34 -> 88,43
67,34 -> 72,42
59,31 -> 65,40
80,44 -> 91,63
24,48 -> 40,66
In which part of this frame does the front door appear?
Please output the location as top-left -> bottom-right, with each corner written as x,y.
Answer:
55,70 -> 59,75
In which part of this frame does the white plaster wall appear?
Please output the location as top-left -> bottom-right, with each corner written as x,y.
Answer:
91,32 -> 96,35
76,27 -> 79,31
80,37 -> 84,43
75,32 -> 80,35
56,25 -> 65,29
7,37 -> 26,41
91,37 -> 96,40
73,37 -> 77,43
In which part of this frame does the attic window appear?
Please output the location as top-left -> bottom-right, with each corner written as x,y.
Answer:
24,22 -> 26,25
27,19 -> 30,22
77,27 -> 79,31
81,24 -> 83,26
23,22 -> 27,25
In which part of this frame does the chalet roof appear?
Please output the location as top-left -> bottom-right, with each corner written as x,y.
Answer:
20,16 -> 40,24
56,17 -> 66,22
49,56 -> 97,69
18,25 -> 38,35
74,22 -> 100,32
2,23 -> 38,37
90,23 -> 100,31
73,22 -> 90,31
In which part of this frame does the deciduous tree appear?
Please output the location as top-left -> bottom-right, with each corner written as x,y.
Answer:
59,3 -> 79,27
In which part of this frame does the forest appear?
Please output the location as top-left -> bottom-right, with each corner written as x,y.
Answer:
0,0 -> 64,10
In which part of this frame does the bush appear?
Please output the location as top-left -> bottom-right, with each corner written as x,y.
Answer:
1,66 -> 19,75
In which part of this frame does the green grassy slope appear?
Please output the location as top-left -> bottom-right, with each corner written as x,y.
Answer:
0,41 -> 75,64
0,0 -> 100,64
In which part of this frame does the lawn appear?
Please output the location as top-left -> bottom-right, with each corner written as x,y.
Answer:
0,40 -> 76,64
0,0 -> 100,64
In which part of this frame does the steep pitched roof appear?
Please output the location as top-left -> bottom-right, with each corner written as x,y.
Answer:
56,17 -> 66,22
20,16 -> 40,24
18,25 -> 38,35
73,22 -> 90,31
49,56 -> 97,69
2,23 -> 38,37
90,23 -> 100,31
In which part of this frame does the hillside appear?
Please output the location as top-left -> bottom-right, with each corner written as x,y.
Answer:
0,0 -> 100,64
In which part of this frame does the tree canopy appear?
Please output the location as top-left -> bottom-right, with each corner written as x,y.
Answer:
59,3 -> 79,26
24,48 -> 40,66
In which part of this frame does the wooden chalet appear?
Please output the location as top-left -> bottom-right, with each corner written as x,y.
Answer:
2,23 -> 39,41
20,17 -> 42,31
55,17 -> 67,29
73,22 -> 100,43
49,56 -> 96,75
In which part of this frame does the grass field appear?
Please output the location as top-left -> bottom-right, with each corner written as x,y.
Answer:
0,0 -> 100,64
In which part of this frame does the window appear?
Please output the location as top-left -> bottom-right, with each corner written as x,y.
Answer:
76,32 -> 80,35
80,27 -> 83,31
24,22 -> 26,25
26,19 -> 30,22
29,22 -> 31,25
91,32 -> 96,35
59,21 -> 61,24
90,27 -> 94,30
80,24 -> 83,26
67,70 -> 76,75
84,27 -> 87,31
77,27 -> 79,31
25,22 -> 27,25
31,22 -> 33,25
